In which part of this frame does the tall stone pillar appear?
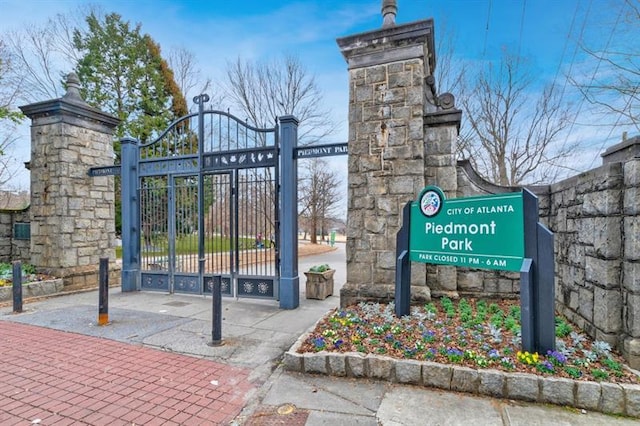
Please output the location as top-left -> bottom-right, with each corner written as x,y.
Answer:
20,73 -> 120,287
337,19 -> 437,306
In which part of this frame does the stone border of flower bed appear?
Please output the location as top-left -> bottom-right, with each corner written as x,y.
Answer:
283,324 -> 640,419
0,279 -> 64,303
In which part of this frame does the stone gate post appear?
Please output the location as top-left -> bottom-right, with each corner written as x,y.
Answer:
337,13 -> 462,306
20,73 -> 119,288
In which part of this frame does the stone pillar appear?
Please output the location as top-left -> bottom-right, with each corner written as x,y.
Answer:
20,73 -> 119,287
424,107 -> 462,296
337,19 -> 438,306
622,157 -> 640,368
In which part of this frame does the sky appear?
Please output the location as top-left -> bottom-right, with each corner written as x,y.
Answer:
0,0 -> 636,213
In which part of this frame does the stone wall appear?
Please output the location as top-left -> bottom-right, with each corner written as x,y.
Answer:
0,207 -> 30,263
544,158 -> 640,368
456,147 -> 640,368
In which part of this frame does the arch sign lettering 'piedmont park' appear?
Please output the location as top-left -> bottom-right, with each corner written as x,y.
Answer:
409,186 -> 524,272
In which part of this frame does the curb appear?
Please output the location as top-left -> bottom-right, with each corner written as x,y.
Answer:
0,279 -> 64,302
283,329 -> 640,419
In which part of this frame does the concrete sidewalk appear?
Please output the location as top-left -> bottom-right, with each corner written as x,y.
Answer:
1,243 -> 637,425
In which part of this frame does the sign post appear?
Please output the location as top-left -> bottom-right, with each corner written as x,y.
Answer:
396,186 -> 555,354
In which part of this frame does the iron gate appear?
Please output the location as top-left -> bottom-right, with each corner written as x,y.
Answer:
129,96 -> 280,299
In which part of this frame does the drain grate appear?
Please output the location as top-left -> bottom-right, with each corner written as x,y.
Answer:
162,301 -> 190,307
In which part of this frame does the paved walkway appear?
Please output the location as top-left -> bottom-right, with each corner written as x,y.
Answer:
0,321 -> 254,425
1,243 -> 638,425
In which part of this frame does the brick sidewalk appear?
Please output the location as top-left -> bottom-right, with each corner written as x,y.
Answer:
0,321 -> 255,425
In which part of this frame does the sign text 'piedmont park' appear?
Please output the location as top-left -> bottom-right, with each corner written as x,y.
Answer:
409,186 -> 525,272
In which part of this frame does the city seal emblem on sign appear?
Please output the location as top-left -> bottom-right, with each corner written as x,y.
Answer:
419,188 -> 443,218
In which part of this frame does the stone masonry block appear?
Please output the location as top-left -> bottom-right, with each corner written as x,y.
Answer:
541,377 -> 575,406
622,337 -> 640,370
593,287 -> 622,333
395,359 -> 422,384
582,189 -> 621,216
506,373 -> 540,402
588,217 -> 622,259
623,383 -> 640,417
624,187 -> 640,215
303,353 -> 327,374
626,294 -> 640,337
365,66 -> 387,84
451,367 -> 479,394
599,382 -> 625,415
585,256 -> 620,289
422,362 -> 452,390
368,355 -> 394,380
625,217 -> 640,261
355,85 -> 373,103
346,353 -> 366,377
457,271 -> 483,291
624,159 -> 640,186
282,351 -> 303,372
576,381 -> 601,411
326,353 -> 346,377
478,369 -> 505,397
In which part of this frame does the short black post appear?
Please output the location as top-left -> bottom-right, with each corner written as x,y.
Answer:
520,258 -> 534,352
395,201 -> 412,317
535,224 -> 556,353
12,261 -> 22,313
98,257 -> 109,326
208,275 -> 224,346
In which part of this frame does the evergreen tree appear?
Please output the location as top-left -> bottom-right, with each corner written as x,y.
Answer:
73,12 -> 186,144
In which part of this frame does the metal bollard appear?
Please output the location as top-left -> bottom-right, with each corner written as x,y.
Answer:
208,275 -> 224,346
12,261 -> 22,313
98,257 -> 109,325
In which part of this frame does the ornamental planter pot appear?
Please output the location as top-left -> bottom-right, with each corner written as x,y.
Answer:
304,269 -> 335,300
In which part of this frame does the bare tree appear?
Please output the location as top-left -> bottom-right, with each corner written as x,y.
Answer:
223,54 -> 337,144
3,6 -> 97,103
458,53 -> 575,186
432,19 -> 466,100
570,0 -> 639,131
0,39 -> 25,188
299,159 -> 341,244
167,46 -> 214,106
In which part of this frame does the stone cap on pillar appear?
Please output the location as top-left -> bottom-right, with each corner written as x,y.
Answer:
601,134 -> 640,164
19,72 -> 120,132
336,18 -> 435,72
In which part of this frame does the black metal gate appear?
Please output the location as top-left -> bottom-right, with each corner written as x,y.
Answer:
133,97 -> 279,299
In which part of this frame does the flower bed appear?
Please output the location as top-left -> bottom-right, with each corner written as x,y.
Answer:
297,298 -> 637,384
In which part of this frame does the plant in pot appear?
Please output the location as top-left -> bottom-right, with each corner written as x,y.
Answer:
304,264 -> 335,300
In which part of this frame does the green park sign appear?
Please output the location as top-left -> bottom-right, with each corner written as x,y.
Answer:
409,186 -> 524,271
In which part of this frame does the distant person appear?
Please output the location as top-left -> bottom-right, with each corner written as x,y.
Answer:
256,232 -> 263,249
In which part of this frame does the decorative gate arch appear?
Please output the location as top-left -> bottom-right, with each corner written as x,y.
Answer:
119,95 -> 301,308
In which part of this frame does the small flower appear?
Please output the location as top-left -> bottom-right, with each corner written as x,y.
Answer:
487,349 -> 500,359
422,330 -> 436,343
312,336 -> 326,350
446,348 -> 464,362
517,351 -> 540,365
546,350 -> 567,366
333,339 -> 344,349
537,360 -> 554,374
500,357 -> 515,370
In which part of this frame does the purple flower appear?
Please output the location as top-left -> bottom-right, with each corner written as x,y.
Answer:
487,349 -> 500,359
333,339 -> 344,349
546,350 -> 567,365
312,337 -> 326,349
446,348 -> 463,356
